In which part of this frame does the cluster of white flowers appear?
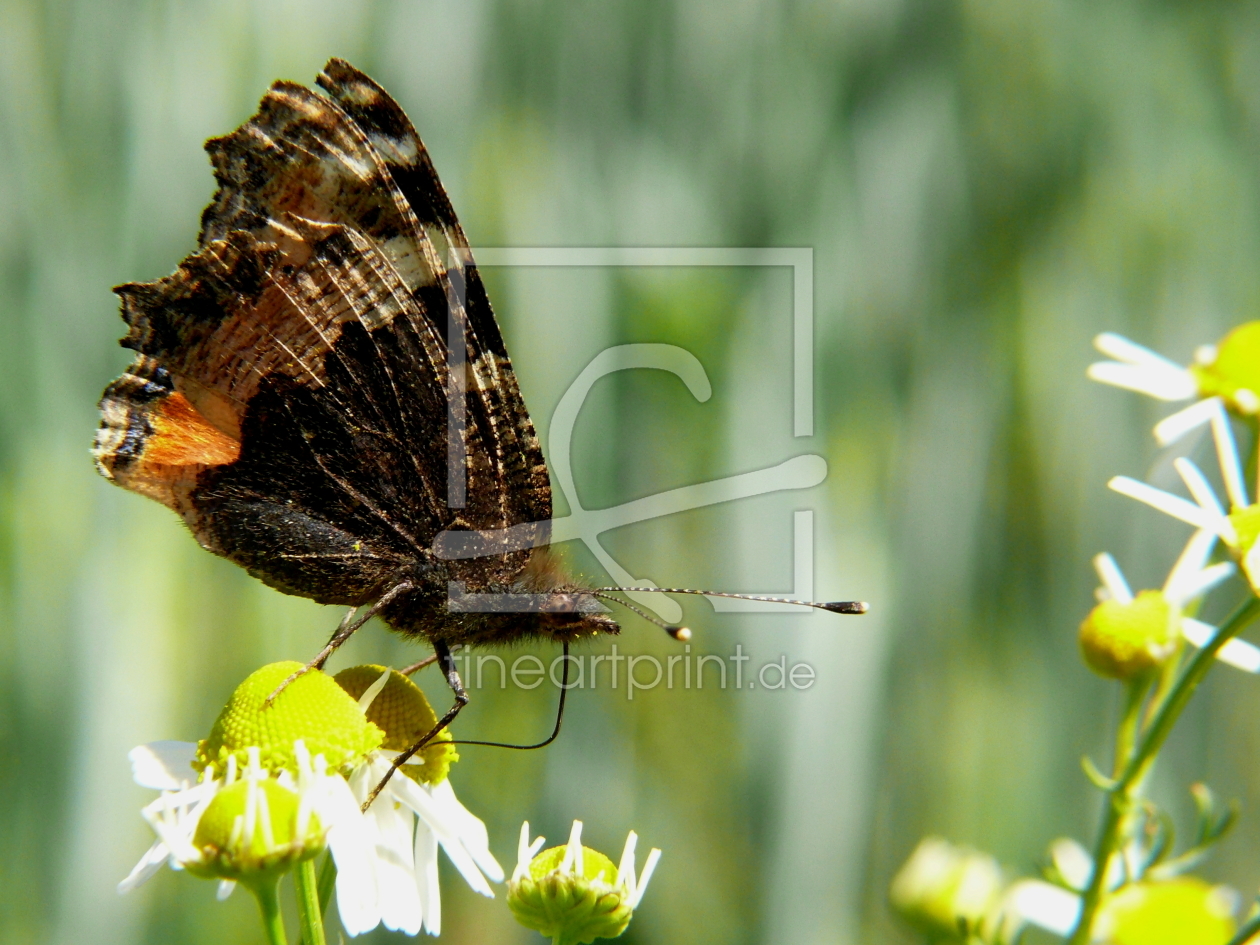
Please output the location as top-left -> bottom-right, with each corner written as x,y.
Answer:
118,661 -> 661,942
1088,330 -> 1260,674
118,663 -> 502,938
899,327 -> 1260,943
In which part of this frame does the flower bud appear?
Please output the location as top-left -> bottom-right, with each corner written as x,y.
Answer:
507,821 -> 659,945
889,837 -> 1003,940
1078,590 -> 1176,680
186,773 -> 323,887
196,661 -> 384,777
1094,878 -> 1237,944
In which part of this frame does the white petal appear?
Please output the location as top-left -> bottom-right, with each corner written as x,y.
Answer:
315,775 -> 380,936
1156,398 -> 1223,445
562,821 -> 584,874
428,780 -> 504,882
515,822 -> 534,881
1093,333 -> 1184,370
1195,398 -> 1250,507
1004,879 -> 1080,936
358,668 -> 392,713
129,742 -> 198,790
117,840 -> 171,894
616,832 -> 639,889
1157,399 -> 1250,508
630,848 -> 661,909
1049,837 -> 1092,889
1174,459 -> 1228,519
369,801 -> 422,935
415,822 -> 442,936
1182,618 -> 1260,672
514,821 -> 545,882
386,774 -> 494,896
140,785 -> 213,864
1183,561 -> 1236,599
1092,553 -> 1133,604
1166,560 -> 1234,607
1108,477 -> 1231,535
1087,362 -> 1196,401
216,879 -> 237,901
1162,530 -> 1224,604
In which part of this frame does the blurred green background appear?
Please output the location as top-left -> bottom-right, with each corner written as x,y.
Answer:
4,1 -> 1260,943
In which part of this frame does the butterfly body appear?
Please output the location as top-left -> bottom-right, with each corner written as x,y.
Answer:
94,59 -> 618,649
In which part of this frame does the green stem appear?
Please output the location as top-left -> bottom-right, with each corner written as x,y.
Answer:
1113,677 -> 1147,778
315,853 -> 337,917
1227,910 -> 1260,945
295,858 -> 327,945
1067,595 -> 1260,945
252,877 -> 289,945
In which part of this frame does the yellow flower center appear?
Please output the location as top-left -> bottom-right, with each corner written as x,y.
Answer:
196,662 -> 384,777
334,665 -> 458,785
1191,321 -> 1260,414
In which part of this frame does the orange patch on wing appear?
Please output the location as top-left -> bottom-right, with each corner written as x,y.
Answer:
145,392 -> 241,466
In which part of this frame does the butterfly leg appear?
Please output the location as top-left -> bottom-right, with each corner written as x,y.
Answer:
265,580 -> 416,705
362,639 -> 467,811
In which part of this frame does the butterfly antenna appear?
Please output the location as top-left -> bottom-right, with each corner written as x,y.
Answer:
591,591 -> 692,641
595,586 -> 869,615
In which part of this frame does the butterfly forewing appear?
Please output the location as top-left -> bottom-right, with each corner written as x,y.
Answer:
95,59 -> 554,613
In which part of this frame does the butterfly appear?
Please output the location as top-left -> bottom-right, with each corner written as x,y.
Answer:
93,60 -> 864,791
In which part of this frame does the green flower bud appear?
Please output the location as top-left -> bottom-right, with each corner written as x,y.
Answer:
1190,321 -> 1260,415
186,774 -> 322,888
508,822 -> 659,945
889,837 -> 1003,941
1094,878 -> 1236,945
334,664 -> 458,784
1079,590 -> 1176,680
196,662 -> 384,777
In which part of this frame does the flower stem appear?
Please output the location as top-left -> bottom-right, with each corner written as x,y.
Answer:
1228,911 -> 1260,945
315,852 -> 337,917
1067,595 -> 1260,945
253,877 -> 289,945
295,858 -> 327,945
1113,677 -> 1147,777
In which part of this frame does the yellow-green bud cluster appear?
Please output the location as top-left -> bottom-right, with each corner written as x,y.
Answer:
508,843 -> 632,945
889,837 -> 1004,940
186,774 -> 322,888
1078,591 -> 1177,680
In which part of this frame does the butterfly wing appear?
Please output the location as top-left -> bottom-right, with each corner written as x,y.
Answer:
94,62 -> 550,607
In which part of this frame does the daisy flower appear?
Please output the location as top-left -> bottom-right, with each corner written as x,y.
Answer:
507,820 -> 661,945
120,660 -> 503,939
1082,529 -> 1259,677
120,740 -> 376,916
